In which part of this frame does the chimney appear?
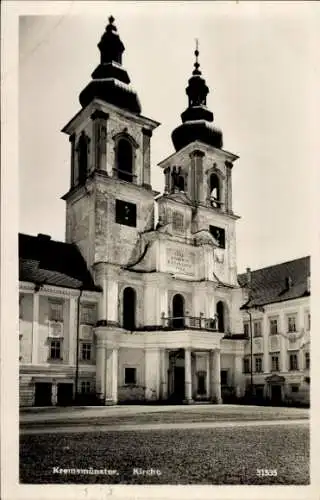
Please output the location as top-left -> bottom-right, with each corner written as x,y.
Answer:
285,276 -> 293,289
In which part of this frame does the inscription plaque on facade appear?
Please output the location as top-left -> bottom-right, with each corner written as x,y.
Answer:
166,247 -> 195,276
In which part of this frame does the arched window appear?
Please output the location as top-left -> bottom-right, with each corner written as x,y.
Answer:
216,301 -> 225,333
172,294 -> 185,328
123,287 -> 136,330
77,131 -> 90,184
116,138 -> 133,182
210,173 -> 220,208
177,175 -> 185,192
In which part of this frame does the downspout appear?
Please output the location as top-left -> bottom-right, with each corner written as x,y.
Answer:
245,308 -> 254,399
245,268 -> 253,399
74,286 -> 83,403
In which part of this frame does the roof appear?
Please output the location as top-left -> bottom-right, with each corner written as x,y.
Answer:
238,256 -> 310,308
19,233 -> 100,292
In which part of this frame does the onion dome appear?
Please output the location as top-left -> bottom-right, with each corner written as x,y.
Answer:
172,42 -> 223,151
79,16 -> 141,114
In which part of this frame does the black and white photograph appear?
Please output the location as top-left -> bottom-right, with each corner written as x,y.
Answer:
1,1 -> 319,499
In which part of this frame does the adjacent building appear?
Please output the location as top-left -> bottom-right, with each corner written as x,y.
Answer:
19,17 -> 310,407
239,257 -> 310,405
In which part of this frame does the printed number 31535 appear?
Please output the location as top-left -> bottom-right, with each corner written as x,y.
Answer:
256,469 -> 277,477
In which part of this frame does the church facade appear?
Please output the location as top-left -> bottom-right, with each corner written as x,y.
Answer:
19,18 -> 310,407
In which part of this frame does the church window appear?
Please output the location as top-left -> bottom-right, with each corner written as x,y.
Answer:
77,131 -> 90,184
171,166 -> 185,192
122,287 -> 136,330
209,225 -> 225,249
172,294 -> 185,328
116,138 -> 134,182
125,367 -> 137,385
216,301 -> 227,333
115,199 -> 137,227
209,173 -> 221,208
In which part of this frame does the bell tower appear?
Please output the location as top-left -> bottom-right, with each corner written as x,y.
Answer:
157,43 -> 240,286
62,17 -> 160,274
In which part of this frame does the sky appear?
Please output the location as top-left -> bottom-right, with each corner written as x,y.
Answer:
18,1 -> 316,273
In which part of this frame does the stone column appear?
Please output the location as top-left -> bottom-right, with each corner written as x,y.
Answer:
206,352 -> 210,398
69,134 -> 76,187
142,128 -> 152,188
184,348 -> 192,402
105,348 -> 118,405
95,264 -> 107,326
225,161 -> 233,213
95,343 -> 106,401
164,167 -> 171,194
111,348 -> 118,403
210,349 -> 222,403
145,348 -> 160,400
68,296 -> 77,365
31,292 -> 40,364
160,349 -> 167,400
91,110 -> 109,172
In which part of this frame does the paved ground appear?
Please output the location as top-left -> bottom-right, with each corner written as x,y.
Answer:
19,405 -> 309,485
20,403 -> 309,427
20,423 -> 309,485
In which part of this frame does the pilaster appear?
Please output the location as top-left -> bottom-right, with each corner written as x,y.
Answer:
96,344 -> 106,400
68,295 -> 77,365
142,128 -> 152,188
91,110 -> 109,172
210,349 -> 222,403
31,292 -> 39,364
105,348 -> 118,404
145,348 -> 160,400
